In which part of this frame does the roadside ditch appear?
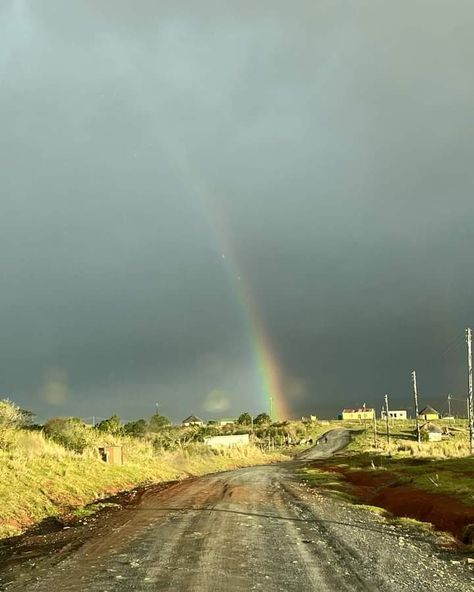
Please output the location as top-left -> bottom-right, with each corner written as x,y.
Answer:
300,460 -> 474,547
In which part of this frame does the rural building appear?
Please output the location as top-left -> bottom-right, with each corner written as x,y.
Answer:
204,434 -> 250,448
301,415 -> 317,423
418,406 -> 441,421
340,408 -> 375,421
182,415 -> 204,427
98,446 -> 123,465
381,409 -> 407,420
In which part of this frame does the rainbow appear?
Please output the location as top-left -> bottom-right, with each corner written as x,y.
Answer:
169,145 -> 289,421
92,41 -> 290,420
216,232 -> 290,422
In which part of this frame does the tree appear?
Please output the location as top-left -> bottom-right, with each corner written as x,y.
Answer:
123,419 -> 148,438
254,412 -> 271,425
192,425 -> 220,442
95,414 -> 122,435
43,417 -> 94,453
148,413 -> 171,432
19,408 -> 36,427
0,399 -> 26,429
0,399 -> 29,450
237,412 -> 252,425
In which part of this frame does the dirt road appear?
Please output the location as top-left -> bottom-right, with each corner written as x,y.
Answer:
1,460 -> 472,592
298,428 -> 352,459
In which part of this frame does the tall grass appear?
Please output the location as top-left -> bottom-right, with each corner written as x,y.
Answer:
0,428 -> 284,539
344,419 -> 471,458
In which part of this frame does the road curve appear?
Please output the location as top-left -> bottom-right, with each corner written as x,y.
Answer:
1,463 -> 472,592
297,428 -> 352,460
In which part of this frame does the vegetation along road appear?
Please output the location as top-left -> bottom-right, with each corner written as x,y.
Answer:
1,433 -> 473,591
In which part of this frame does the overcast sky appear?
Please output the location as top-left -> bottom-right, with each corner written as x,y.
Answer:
1,1 -> 474,422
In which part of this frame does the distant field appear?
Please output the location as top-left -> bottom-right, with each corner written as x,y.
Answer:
341,418 -> 470,457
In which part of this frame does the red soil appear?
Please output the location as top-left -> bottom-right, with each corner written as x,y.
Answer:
314,464 -> 474,542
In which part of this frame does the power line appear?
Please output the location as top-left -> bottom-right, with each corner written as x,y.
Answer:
439,335 -> 465,360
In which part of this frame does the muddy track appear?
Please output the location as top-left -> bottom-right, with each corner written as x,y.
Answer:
0,463 -> 473,591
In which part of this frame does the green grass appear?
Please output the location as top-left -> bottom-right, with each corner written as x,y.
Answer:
300,467 -> 344,487
71,502 -> 121,520
342,419 -> 470,457
0,429 -> 286,538
352,503 -> 388,516
308,453 -> 474,506
299,419 -> 473,510
299,466 -> 353,501
323,420 -> 473,504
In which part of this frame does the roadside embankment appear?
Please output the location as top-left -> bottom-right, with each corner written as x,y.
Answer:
0,429 -> 285,539
301,454 -> 474,545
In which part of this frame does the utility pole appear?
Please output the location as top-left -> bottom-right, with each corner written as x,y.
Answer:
384,394 -> 390,447
466,328 -> 474,455
447,394 -> 452,418
412,370 -> 421,443
372,408 -> 378,448
269,396 -> 273,422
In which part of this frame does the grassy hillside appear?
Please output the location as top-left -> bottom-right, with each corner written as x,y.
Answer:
0,427 -> 284,539
342,418 -> 471,457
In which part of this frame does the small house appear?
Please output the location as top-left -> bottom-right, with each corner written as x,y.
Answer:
381,409 -> 407,420
182,415 -> 204,427
340,408 -> 374,421
418,406 -> 441,421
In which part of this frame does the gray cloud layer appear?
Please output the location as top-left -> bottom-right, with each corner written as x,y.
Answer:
1,1 -> 474,421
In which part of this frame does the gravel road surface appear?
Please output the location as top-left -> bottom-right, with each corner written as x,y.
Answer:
1,458 -> 473,592
298,428 -> 352,459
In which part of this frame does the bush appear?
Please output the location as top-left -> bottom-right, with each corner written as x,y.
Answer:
254,413 -> 271,425
124,419 -> 149,438
148,413 -> 171,432
43,417 -> 96,453
0,400 -> 28,450
191,426 -> 220,442
95,414 -> 122,435
0,399 -> 25,429
237,412 -> 252,425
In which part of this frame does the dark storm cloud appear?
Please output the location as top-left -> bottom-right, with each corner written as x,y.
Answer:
1,1 -> 474,421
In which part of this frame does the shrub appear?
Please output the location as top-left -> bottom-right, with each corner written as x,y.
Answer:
95,414 -> 122,435
124,419 -> 149,438
254,413 -> 271,425
0,399 -> 25,429
43,417 -> 95,453
0,399 -> 28,450
237,412 -> 252,425
148,413 -> 171,432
